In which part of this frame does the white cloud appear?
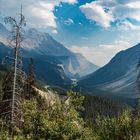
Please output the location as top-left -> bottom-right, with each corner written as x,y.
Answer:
28,2 -> 57,28
69,40 -> 131,66
116,0 -> 140,4
80,0 -> 140,30
52,29 -> 58,34
61,0 -> 77,4
80,1 -> 113,28
113,5 -> 140,22
116,20 -> 140,31
64,18 -> 74,25
125,1 -> 140,8
0,0 -> 77,30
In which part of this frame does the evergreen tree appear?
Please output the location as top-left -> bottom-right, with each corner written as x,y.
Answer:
135,58 -> 140,116
26,58 -> 37,99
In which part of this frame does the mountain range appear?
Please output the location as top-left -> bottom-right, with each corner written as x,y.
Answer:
0,22 -> 140,105
0,23 -> 99,86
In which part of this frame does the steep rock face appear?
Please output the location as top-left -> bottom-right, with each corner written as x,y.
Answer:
23,28 -> 72,56
53,53 -> 99,78
78,43 -> 140,105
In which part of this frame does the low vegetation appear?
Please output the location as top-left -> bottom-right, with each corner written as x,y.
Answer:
0,88 -> 139,139
0,65 -> 140,140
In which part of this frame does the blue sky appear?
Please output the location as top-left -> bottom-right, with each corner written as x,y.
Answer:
1,0 -> 140,66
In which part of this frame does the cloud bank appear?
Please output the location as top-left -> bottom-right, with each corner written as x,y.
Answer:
80,0 -> 140,30
70,40 -> 131,66
0,0 -> 77,32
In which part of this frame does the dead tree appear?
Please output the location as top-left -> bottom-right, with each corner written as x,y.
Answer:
0,6 -> 26,133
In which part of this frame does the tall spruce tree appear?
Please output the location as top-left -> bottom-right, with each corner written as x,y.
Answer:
26,58 -> 36,99
136,58 -> 140,116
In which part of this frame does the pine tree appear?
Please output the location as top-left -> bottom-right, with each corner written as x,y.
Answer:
135,58 -> 140,116
26,58 -> 37,99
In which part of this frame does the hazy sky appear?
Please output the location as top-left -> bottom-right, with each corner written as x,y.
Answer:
1,0 -> 140,66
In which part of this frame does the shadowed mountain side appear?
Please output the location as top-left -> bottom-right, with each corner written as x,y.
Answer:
78,43 -> 140,106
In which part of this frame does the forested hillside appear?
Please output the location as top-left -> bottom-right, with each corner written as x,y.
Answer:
0,66 -> 140,139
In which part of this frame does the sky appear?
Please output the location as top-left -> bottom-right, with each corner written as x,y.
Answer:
0,0 -> 140,66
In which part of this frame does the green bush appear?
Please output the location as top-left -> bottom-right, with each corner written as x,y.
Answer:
93,110 -> 140,140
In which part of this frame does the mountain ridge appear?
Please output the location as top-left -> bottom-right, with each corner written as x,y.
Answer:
0,23 -> 99,78
78,43 -> 140,105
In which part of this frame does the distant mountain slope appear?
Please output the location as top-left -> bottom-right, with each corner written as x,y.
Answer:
78,43 -> 140,105
0,23 -> 99,78
0,42 -> 71,87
